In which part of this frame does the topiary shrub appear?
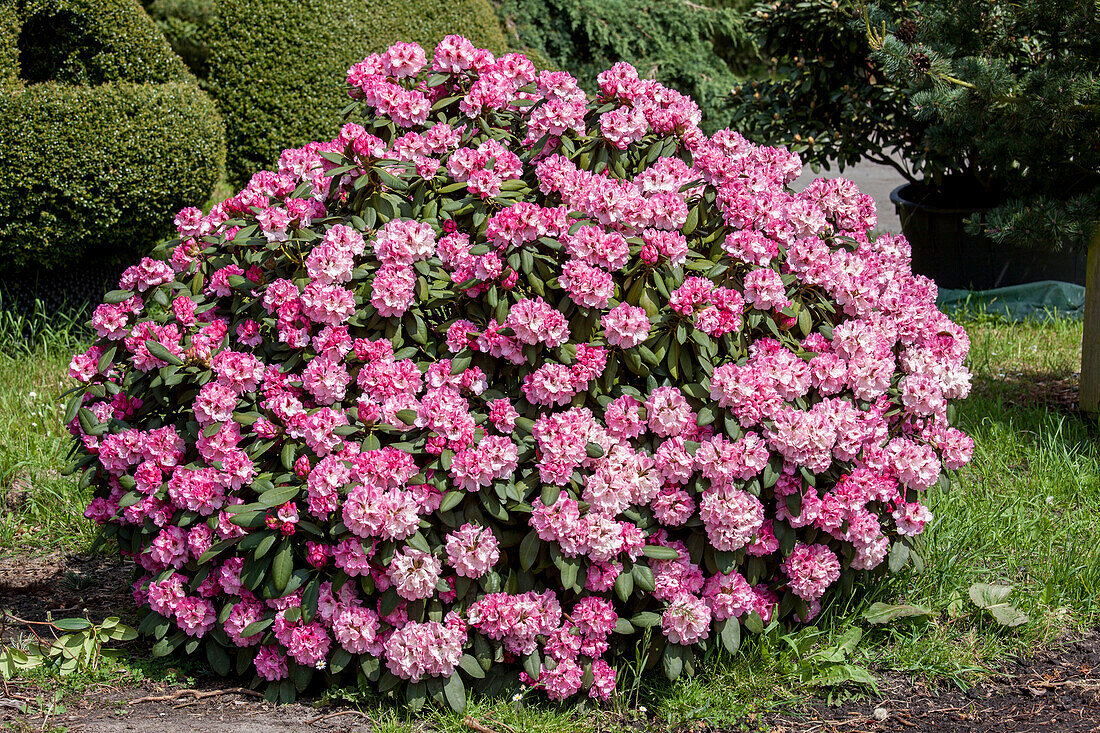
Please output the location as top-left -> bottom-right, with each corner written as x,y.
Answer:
143,0 -> 215,77
0,82 -> 225,271
69,37 -> 974,707
200,0 -> 509,184
0,0 -> 225,272
14,0 -> 194,84
0,4 -> 19,84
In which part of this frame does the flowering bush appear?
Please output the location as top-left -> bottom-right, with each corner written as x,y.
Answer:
66,35 -> 974,708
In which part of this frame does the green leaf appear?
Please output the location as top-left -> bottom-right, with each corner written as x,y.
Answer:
631,564 -> 656,593
253,533 -> 276,559
107,624 -> 138,642
198,537 -> 242,565
744,611 -> 765,635
406,531 -> 431,553
558,557 -> 579,590
797,306 -> 812,336
52,618 -> 92,631
259,485 -> 299,508
443,672 -> 466,713
97,345 -> 117,373
614,569 -> 634,602
206,642 -> 230,676
272,540 -> 293,594
642,545 -> 680,560
280,443 -> 296,471
987,604 -> 1029,627
144,340 -> 184,366
541,483 -> 561,507
329,647 -> 352,674
968,583 -> 1014,608
458,654 -> 485,679
968,583 -> 1029,627
77,407 -> 104,436
519,530 -> 540,572
662,644 -> 685,681
450,354 -> 472,374
720,619 -> 741,654
682,206 -> 700,236
630,611 -> 661,628
396,409 -> 418,425
888,541 -> 911,573
862,602 -> 933,625
241,618 -> 272,638
439,490 -> 464,512
585,442 -> 605,459
522,651 -> 541,682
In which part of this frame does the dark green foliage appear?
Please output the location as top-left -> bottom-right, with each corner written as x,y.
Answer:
13,0 -> 192,84
728,0 -> 913,174
0,81 -> 225,270
731,0 -> 1099,250
143,0 -> 215,76
0,4 -> 19,84
864,0 -> 1100,249
195,0 -> 510,184
0,0 -> 225,271
499,0 -> 754,133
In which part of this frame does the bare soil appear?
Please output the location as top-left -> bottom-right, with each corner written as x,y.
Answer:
764,630 -> 1100,733
2,552 -> 1098,732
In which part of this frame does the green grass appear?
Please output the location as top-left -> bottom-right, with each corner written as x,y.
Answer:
0,303 -> 1096,731
0,299 -> 97,553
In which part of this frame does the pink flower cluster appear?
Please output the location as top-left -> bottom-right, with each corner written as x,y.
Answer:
72,36 -> 973,705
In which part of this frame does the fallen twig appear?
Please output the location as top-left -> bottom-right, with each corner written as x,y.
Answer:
464,716 -> 504,733
128,688 -> 262,705
305,709 -> 373,726
1028,679 -> 1100,691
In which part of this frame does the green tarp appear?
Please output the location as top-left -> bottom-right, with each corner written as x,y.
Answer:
937,280 -> 1086,322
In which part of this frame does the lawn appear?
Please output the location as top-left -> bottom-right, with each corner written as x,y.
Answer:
0,302 -> 1096,731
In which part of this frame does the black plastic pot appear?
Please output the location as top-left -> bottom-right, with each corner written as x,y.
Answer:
890,183 -> 1088,290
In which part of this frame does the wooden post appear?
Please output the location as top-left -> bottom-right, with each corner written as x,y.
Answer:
1082,227 -> 1100,414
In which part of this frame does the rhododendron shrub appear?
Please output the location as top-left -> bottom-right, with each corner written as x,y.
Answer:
66,35 -> 974,708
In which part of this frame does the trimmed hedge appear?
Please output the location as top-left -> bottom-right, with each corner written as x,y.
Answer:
0,4 -> 18,84
0,0 -> 225,272
0,81 -> 225,270
202,0 -> 510,183
143,0 -> 214,75
13,0 -> 193,84
498,0 -> 754,133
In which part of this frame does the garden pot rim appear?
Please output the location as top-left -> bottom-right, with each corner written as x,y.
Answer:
890,182 -> 1000,216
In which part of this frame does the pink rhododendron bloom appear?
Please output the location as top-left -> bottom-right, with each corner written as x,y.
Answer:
602,303 -> 650,348
662,593 -> 712,645
445,523 -> 500,578
782,543 -> 842,601
70,36 -> 973,705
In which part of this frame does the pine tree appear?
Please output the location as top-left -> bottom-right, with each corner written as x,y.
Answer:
863,0 -> 1100,250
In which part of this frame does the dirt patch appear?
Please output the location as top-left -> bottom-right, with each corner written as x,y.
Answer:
0,551 -> 133,636
765,630 -> 1100,733
5,682 -> 356,733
